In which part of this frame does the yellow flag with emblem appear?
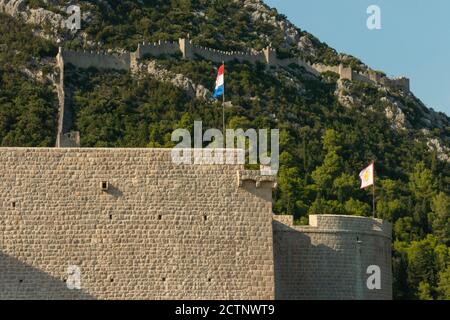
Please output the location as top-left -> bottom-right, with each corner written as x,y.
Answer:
359,162 -> 374,189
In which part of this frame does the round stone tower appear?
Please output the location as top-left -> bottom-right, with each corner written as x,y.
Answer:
273,214 -> 392,300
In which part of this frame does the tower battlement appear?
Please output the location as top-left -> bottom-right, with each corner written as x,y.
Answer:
0,148 -> 392,300
273,214 -> 392,300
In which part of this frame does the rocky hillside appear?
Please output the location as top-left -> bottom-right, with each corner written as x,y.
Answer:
0,0 -> 449,300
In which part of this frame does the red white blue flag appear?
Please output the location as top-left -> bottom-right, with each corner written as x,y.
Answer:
213,64 -> 224,98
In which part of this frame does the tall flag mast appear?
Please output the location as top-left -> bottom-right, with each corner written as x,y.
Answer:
213,62 -> 225,133
359,161 -> 376,217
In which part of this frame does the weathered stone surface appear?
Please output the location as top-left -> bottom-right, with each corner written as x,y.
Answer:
0,148 -> 275,299
273,214 -> 392,300
0,148 -> 393,300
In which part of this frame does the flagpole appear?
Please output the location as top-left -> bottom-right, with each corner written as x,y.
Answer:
222,61 -> 225,134
372,160 -> 375,218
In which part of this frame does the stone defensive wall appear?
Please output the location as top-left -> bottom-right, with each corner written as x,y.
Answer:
56,37 -> 410,92
0,148 -> 277,299
263,47 -> 319,75
313,63 -> 410,92
58,48 -> 131,71
135,40 -> 181,60
0,147 -> 392,299
273,214 -> 392,300
54,38 -> 409,148
185,39 -> 266,65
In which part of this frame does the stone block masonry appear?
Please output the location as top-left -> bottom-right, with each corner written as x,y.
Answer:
0,148 -> 392,299
0,148 -> 276,299
60,49 -> 131,71
273,214 -> 392,300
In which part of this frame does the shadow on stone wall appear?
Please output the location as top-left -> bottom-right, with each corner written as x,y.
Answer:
272,220 -> 359,300
105,184 -> 123,198
0,251 -> 94,300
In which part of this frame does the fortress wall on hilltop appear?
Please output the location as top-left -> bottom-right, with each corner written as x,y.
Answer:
352,71 -> 374,84
55,49 -> 130,147
60,49 -> 130,71
269,53 -> 319,75
55,38 -> 409,92
0,148 -> 276,299
136,41 -> 180,59
383,77 -> 410,92
313,63 -> 340,74
0,0 -> 411,93
295,59 -> 320,75
55,50 -> 72,148
52,38 -> 409,148
189,42 -> 266,64
273,214 -> 392,300
312,62 -> 410,91
0,148 -> 393,300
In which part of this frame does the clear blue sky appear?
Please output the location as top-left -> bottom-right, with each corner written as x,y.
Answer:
265,0 -> 450,116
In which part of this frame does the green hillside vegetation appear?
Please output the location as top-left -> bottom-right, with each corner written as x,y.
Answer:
0,1 -> 449,299
63,55 -> 450,299
50,0 -> 345,66
0,14 -> 57,146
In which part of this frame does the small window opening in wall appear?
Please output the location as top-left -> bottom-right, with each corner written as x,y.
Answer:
203,215 -> 207,221
158,215 -> 162,220
19,279 -> 23,283
110,278 -> 114,283
101,181 -> 109,191
12,201 -> 16,208
162,277 -> 166,282
208,278 -> 212,282
109,214 -> 113,220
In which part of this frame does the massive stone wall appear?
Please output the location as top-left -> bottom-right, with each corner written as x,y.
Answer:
136,40 -> 181,59
0,1 -> 411,94
273,214 -> 392,300
55,48 -> 131,148
55,39 -> 410,92
313,62 -> 410,91
59,49 -> 131,71
53,38 -> 409,149
0,148 -> 276,299
191,42 -> 265,65
0,148 -> 393,300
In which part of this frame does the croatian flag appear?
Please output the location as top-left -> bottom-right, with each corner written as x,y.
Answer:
213,64 -> 224,99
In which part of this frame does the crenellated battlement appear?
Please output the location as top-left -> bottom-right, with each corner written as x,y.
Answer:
57,47 -> 131,71
136,40 -> 180,60
274,214 -> 392,238
55,37 -> 410,91
314,62 -> 410,92
273,214 -> 392,299
0,148 -> 392,300
0,0 -> 409,93
54,38 -> 410,148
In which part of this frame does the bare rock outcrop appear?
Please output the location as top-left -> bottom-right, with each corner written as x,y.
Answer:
235,0 -> 320,57
27,7 -> 65,28
0,0 -> 64,28
146,60 -> 212,100
0,0 -> 26,17
382,99 -> 409,130
424,135 -> 450,162
335,79 -> 362,109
